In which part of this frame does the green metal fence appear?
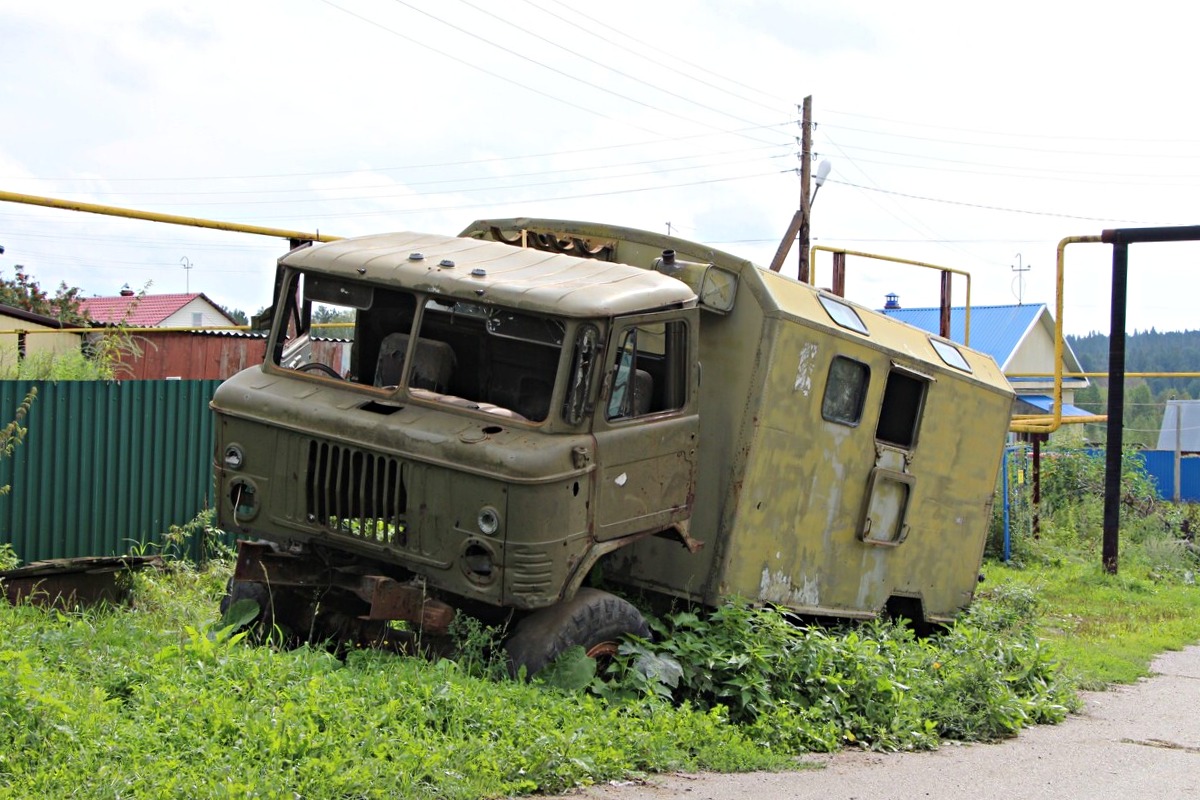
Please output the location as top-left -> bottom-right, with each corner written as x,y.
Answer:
0,380 -> 222,564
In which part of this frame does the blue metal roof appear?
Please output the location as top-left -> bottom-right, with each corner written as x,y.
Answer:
1017,394 -> 1094,417
880,304 -> 1044,367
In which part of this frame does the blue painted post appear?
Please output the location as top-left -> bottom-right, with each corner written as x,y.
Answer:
1003,447 -> 1011,562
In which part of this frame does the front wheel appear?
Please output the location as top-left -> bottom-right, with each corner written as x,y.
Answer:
504,588 -> 650,678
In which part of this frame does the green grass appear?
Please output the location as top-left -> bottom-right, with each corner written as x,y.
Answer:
0,565 -> 786,799
0,560 -> 1082,799
6,452 -> 1200,798
986,553 -> 1200,688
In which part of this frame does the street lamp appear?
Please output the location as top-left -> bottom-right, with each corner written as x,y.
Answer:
811,159 -> 832,205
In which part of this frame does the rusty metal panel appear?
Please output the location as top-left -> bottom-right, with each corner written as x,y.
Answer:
116,331 -> 269,380
0,380 -> 223,564
1,555 -> 164,608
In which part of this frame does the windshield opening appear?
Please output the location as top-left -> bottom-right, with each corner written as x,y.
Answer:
409,299 -> 565,422
269,272 -> 566,423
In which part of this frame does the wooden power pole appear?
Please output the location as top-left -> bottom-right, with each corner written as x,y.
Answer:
797,96 -> 814,282
768,96 -> 813,280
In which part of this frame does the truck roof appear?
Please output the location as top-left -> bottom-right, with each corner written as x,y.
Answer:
280,231 -> 696,318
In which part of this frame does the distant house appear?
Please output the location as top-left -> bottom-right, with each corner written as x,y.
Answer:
880,300 -> 1091,416
77,288 -> 255,380
0,304 -> 84,367
78,288 -> 236,329
1157,401 -> 1200,454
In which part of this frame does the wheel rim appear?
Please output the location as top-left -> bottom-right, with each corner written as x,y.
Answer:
585,640 -> 619,660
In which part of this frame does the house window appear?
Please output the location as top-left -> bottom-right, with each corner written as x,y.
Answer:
822,356 -> 869,426
192,312 -> 203,327
876,368 -> 928,449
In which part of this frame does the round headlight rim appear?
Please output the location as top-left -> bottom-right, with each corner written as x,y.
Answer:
223,444 -> 245,470
476,505 -> 501,536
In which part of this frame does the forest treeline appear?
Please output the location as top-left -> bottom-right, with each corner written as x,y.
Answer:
1066,329 -> 1200,446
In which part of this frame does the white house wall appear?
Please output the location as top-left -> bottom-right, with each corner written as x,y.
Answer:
1006,319 -> 1080,404
161,298 -> 232,328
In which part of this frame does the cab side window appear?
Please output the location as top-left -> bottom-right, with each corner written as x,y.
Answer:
606,320 -> 687,421
822,356 -> 869,426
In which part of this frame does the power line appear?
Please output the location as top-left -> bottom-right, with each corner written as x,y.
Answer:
199,169 -> 787,222
52,155 -> 789,209
15,143 -> 789,199
824,177 -> 1170,225
823,107 -> 1200,145
821,122 -> 1200,159
818,143 -> 1200,185
449,0 -> 784,139
3,121 -> 795,184
381,0 -> 788,146
515,0 -> 788,116
318,0 -> 664,137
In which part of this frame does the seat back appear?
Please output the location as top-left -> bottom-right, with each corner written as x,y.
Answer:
374,333 -> 456,392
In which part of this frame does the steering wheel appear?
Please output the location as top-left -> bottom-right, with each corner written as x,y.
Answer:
296,362 -> 342,379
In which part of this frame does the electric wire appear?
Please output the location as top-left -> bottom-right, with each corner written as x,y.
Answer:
512,0 -> 788,117
824,177 -> 1170,225
537,0 -> 789,110
318,0 -> 666,137
449,0 -> 786,139
28,154 -> 788,209
15,143 -> 790,199
381,0 -> 789,146
3,121 -> 796,184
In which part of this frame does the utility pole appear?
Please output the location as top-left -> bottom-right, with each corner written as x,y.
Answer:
797,95 -> 814,283
768,95 -> 813,279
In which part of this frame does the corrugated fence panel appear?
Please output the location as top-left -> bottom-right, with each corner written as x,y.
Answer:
1139,450 -> 1200,502
0,380 -> 222,563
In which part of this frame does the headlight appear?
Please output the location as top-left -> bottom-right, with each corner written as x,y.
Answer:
224,444 -> 245,470
477,506 -> 500,536
231,479 -> 258,522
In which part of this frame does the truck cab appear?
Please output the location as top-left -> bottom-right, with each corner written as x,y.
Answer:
214,231 -> 702,654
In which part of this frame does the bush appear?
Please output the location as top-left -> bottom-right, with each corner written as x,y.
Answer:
593,591 -> 1077,752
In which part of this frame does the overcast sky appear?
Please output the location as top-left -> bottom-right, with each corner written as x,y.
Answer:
1,1 -> 1197,335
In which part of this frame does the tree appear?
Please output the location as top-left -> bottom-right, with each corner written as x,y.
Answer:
0,266 -> 89,325
217,304 -> 249,326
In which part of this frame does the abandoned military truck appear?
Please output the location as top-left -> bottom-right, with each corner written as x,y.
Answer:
213,219 -> 1013,673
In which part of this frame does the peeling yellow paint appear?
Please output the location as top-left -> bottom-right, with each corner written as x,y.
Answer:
760,567 -> 820,606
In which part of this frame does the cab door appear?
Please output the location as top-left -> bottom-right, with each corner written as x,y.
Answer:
591,310 -> 699,541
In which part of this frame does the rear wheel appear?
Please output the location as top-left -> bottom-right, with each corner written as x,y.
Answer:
504,588 -> 650,677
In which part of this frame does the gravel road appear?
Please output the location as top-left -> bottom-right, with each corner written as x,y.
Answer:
551,645 -> 1200,800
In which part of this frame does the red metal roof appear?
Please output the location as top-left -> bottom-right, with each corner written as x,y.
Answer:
78,293 -> 230,327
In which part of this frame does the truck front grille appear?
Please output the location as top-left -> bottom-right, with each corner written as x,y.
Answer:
305,440 -> 407,545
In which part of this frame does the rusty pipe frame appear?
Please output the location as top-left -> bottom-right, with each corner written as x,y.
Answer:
808,246 -> 972,345
1009,235 -> 1103,435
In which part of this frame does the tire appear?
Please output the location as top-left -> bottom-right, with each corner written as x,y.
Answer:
218,578 -> 298,643
504,588 -> 650,678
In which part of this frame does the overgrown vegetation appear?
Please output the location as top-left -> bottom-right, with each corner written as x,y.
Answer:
0,268 -> 142,380
0,266 -> 90,325
991,429 -> 1200,687
2,443 -> 1199,797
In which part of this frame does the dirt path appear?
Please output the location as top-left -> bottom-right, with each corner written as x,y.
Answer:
549,646 -> 1200,800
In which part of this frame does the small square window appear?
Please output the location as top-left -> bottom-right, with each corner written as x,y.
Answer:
818,295 -> 869,335
822,356 -> 869,425
930,339 -> 971,372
